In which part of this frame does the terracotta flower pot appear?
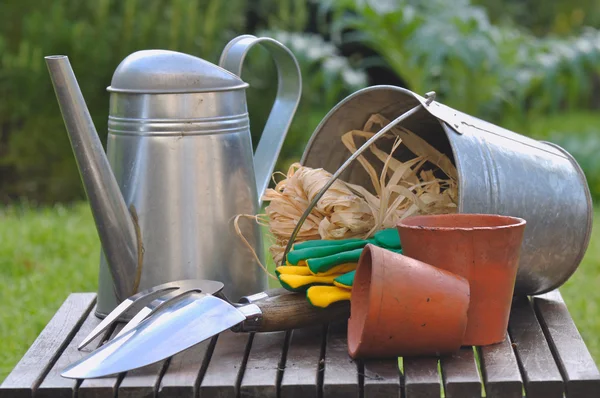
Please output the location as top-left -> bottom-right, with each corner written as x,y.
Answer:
397,213 -> 526,346
347,244 -> 470,359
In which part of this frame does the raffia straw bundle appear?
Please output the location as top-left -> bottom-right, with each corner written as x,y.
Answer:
235,113 -> 459,269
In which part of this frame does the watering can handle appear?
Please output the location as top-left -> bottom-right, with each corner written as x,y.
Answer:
219,35 -> 302,204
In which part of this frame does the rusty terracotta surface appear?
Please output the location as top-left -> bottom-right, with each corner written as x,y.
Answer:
347,244 -> 470,359
397,213 -> 526,346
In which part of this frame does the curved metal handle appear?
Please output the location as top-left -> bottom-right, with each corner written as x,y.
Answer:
280,102 -> 428,265
219,34 -> 302,203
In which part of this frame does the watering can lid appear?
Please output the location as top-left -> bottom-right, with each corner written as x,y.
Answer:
107,49 -> 249,94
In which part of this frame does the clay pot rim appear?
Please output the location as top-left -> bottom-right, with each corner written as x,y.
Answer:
398,213 -> 526,232
347,244 -> 378,358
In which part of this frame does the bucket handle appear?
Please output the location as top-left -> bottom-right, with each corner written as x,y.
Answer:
280,97 -> 434,265
219,35 -> 302,204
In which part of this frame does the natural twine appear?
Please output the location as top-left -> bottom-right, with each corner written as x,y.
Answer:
233,113 -> 458,277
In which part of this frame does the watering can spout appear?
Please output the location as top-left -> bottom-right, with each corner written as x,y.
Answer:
45,55 -> 140,302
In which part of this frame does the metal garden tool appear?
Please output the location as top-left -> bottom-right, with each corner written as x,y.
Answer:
61,289 -> 349,379
78,279 -> 225,350
45,34 -> 302,319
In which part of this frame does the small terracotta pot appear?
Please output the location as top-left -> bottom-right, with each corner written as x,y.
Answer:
397,213 -> 526,346
347,244 -> 470,359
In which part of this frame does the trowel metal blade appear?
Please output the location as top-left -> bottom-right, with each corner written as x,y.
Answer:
61,292 -> 245,379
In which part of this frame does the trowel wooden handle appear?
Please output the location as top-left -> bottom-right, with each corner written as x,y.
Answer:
238,287 -> 294,304
253,292 -> 350,332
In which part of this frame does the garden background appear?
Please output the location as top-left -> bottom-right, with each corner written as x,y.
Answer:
2,0 -> 600,381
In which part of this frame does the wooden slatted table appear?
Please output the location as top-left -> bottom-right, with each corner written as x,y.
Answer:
2,290 -> 599,398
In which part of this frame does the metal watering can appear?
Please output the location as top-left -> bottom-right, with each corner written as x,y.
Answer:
45,35 -> 302,318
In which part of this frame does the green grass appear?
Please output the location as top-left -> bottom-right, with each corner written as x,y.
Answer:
1,203 -> 599,383
0,203 -> 100,382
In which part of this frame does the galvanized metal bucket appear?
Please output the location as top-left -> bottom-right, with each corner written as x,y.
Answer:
299,85 -> 593,296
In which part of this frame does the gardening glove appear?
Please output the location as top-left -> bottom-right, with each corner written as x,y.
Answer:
277,228 -> 402,307
306,285 -> 352,308
285,228 -> 402,275
304,270 -> 357,308
275,265 -> 357,306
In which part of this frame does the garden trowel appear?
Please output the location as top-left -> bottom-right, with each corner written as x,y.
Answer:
78,279 -> 226,350
61,288 -> 350,379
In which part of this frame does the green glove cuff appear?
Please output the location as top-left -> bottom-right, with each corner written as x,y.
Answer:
307,247 -> 364,274
292,237 -> 364,251
286,240 -> 367,265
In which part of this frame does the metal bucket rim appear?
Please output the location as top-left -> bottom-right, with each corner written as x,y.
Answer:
300,84 -> 464,210
300,85 -> 427,165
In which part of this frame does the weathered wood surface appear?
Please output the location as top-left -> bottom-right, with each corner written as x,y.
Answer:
198,330 -> 251,398
322,322 -> 360,398
35,304 -> 107,398
478,333 -> 523,398
239,330 -> 288,398
533,291 -> 600,398
362,358 -> 401,398
77,323 -> 125,398
508,296 -> 564,398
279,326 -> 323,398
2,290 -> 600,398
157,336 -> 216,397
0,293 -> 96,398
403,357 -> 441,398
440,347 -> 482,398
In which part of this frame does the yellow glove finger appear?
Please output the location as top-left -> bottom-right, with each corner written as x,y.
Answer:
278,273 -> 343,291
276,266 -> 312,276
306,286 -> 352,308
278,263 -> 356,277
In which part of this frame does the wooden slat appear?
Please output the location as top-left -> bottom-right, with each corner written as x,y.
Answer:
508,296 -> 564,398
533,290 -> 600,397
239,331 -> 288,398
0,293 -> 96,398
157,337 -> 217,398
478,334 -> 523,398
199,330 -> 252,398
36,304 -> 110,398
323,322 -> 360,398
362,359 -> 401,398
280,326 -> 324,398
403,357 -> 441,398
118,358 -> 167,398
440,347 -> 482,398
77,323 -> 125,398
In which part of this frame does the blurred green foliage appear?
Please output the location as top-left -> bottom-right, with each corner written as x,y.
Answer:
474,0 -> 600,36
320,0 -> 600,199
0,0 -> 363,203
323,0 -> 600,124
0,0 -> 245,202
1,0 -> 600,202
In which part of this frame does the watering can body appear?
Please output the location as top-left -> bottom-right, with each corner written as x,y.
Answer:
46,35 -> 302,318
